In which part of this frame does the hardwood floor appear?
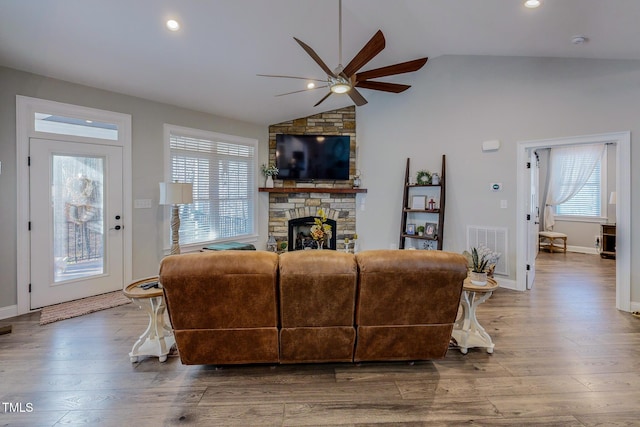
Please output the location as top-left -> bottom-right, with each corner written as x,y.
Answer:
1,252 -> 639,426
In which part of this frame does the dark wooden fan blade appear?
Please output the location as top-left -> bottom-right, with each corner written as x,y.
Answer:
342,30 -> 386,77
257,74 -> 326,82
355,80 -> 411,93
355,57 -> 428,81
293,37 -> 336,77
314,91 -> 333,107
347,87 -> 368,106
275,85 -> 328,97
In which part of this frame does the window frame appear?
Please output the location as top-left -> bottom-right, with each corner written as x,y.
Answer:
554,147 -> 608,224
163,124 -> 258,253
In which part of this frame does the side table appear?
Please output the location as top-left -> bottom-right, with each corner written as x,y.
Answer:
452,277 -> 498,354
123,277 -> 175,362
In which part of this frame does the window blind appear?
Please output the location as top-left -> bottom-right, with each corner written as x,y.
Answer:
169,132 -> 256,246
556,159 -> 602,217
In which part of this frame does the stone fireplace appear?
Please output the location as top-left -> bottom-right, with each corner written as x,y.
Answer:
265,106 -> 361,252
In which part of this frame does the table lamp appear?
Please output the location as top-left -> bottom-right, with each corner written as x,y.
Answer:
159,182 -> 193,254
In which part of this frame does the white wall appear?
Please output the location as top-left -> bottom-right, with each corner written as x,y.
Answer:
355,55 -> 639,303
2,55 -> 639,311
0,66 -> 269,311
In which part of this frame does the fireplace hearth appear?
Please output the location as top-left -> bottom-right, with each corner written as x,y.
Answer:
288,216 -> 337,251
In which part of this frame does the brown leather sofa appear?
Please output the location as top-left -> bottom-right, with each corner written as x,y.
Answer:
160,249 -> 467,366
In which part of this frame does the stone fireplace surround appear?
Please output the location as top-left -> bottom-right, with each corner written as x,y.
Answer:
266,106 -> 359,252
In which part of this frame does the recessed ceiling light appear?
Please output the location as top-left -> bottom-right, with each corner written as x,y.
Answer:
166,19 -> 180,31
571,35 -> 588,45
307,82 -> 315,89
524,0 -> 541,8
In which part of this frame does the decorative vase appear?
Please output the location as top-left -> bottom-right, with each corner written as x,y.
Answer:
317,240 -> 324,250
469,271 -> 488,286
265,175 -> 274,188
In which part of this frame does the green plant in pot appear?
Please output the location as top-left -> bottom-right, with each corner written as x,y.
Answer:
465,245 -> 501,286
417,225 -> 425,236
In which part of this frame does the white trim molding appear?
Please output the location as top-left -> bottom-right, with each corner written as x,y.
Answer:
15,96 -> 133,315
516,131 -> 631,312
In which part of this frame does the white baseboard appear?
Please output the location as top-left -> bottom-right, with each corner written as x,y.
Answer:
495,277 -> 518,291
567,245 -> 599,254
630,301 -> 640,313
0,305 -> 18,321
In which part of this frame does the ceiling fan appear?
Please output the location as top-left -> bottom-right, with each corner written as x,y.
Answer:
258,0 -> 428,107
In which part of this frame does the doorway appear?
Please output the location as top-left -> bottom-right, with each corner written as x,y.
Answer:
516,131 -> 631,311
29,138 -> 124,308
16,96 -> 132,315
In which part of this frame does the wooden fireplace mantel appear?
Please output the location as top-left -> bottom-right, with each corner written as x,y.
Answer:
259,187 -> 367,194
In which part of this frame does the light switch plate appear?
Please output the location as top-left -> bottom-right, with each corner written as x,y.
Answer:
134,199 -> 153,209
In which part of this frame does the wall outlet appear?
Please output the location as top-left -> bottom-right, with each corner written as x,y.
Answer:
595,235 -> 600,248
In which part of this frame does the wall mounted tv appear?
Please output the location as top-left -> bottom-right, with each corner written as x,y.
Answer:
275,134 -> 350,181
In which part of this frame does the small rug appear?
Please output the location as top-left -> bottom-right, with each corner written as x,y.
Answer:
40,291 -> 131,325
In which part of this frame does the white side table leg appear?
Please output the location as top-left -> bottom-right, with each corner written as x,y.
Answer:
452,289 -> 495,354
129,295 -> 176,362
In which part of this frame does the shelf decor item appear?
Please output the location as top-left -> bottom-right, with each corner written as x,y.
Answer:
417,225 -> 425,236
416,169 -> 432,185
425,222 -> 437,239
353,170 -> 361,188
411,195 -> 426,210
310,208 -> 332,249
406,223 -> 416,235
261,164 -> 279,188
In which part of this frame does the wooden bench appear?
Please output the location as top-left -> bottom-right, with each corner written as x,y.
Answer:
539,231 -> 567,253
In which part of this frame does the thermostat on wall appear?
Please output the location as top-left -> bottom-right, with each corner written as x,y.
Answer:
482,140 -> 501,151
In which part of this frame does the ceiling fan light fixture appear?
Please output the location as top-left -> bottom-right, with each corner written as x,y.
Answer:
330,82 -> 351,94
524,0 -> 541,8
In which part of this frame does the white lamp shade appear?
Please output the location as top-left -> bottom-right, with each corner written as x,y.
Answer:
159,182 -> 193,205
609,191 -> 617,205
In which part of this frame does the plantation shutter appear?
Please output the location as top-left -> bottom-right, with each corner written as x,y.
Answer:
169,132 -> 256,245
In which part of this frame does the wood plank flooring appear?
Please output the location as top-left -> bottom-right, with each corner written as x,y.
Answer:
1,252 -> 639,426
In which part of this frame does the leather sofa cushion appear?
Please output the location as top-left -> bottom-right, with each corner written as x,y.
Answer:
355,250 -> 468,326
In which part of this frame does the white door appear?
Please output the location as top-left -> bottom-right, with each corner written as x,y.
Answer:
30,138 -> 124,308
526,149 -> 540,290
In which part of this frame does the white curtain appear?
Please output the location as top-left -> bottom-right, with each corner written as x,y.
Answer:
543,144 -> 605,230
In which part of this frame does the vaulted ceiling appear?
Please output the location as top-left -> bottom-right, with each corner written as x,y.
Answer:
2,0 -> 639,125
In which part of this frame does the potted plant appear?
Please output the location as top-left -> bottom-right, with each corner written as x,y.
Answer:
261,164 -> 279,188
417,225 -> 425,236
466,245 -> 501,286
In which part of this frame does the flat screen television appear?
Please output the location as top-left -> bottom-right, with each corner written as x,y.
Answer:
275,134 -> 350,180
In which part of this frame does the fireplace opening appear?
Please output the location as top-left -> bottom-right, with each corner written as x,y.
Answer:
288,216 -> 337,251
